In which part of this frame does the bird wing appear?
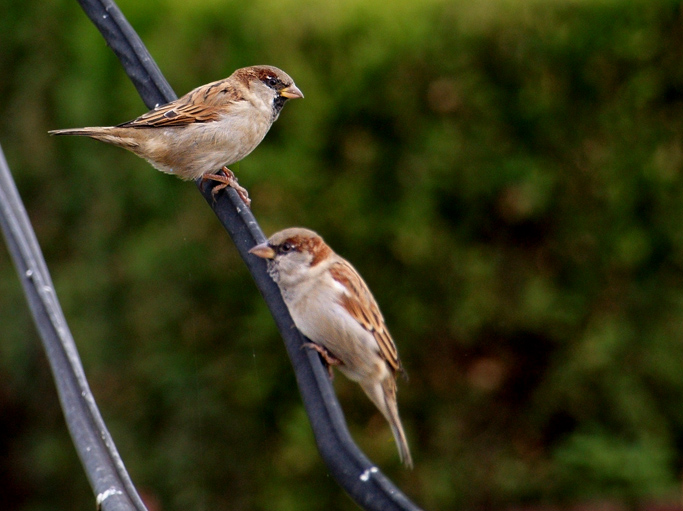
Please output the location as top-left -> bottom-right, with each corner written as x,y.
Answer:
117,79 -> 243,128
329,260 -> 401,374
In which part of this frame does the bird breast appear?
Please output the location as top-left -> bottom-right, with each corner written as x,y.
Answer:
286,275 -> 386,383
138,105 -> 273,180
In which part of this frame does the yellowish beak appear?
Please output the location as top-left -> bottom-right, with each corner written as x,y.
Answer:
279,84 -> 304,99
249,242 -> 276,259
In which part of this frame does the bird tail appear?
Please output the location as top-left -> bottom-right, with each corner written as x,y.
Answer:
360,377 -> 413,469
48,127 -> 141,152
48,127 -> 110,137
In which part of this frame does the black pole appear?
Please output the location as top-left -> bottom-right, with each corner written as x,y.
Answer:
0,146 -> 147,511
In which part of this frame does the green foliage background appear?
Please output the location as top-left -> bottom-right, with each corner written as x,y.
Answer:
2,0 -> 683,509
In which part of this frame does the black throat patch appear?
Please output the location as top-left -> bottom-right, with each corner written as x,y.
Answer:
272,95 -> 288,120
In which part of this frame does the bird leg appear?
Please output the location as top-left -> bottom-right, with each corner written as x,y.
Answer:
303,342 -> 341,379
201,167 -> 251,208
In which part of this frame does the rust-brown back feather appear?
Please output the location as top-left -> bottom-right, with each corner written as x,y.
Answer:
329,261 -> 401,374
117,79 -> 243,128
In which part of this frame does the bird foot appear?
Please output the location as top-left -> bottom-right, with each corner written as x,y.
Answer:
303,342 -> 342,380
201,167 -> 251,208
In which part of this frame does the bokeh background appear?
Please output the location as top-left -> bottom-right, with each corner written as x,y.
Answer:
3,0 -> 683,509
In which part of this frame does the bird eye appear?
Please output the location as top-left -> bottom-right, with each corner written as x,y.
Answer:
266,76 -> 279,88
280,242 -> 294,253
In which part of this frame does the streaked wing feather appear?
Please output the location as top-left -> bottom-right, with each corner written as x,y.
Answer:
117,102 -> 222,128
117,79 -> 242,128
330,261 -> 401,373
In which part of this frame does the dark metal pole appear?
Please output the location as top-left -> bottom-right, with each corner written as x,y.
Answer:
0,146 -> 147,511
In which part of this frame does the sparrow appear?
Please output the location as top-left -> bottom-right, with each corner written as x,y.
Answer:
249,228 -> 413,468
49,65 -> 303,206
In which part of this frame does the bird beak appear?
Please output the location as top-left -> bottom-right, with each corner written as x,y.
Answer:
279,84 -> 304,99
249,242 -> 276,259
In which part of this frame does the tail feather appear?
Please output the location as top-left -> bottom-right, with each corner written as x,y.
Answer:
48,127 -> 110,137
48,127 -> 141,152
360,377 -> 413,469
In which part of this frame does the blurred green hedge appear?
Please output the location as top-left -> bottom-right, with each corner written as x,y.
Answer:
2,0 -> 683,510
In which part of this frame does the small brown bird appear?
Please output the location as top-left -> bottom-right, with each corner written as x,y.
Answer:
49,65 -> 303,206
250,228 -> 413,468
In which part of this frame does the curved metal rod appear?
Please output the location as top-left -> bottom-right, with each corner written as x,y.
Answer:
0,146 -> 147,511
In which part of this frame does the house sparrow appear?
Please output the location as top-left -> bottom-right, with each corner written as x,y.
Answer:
49,65 -> 303,206
249,228 -> 413,468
